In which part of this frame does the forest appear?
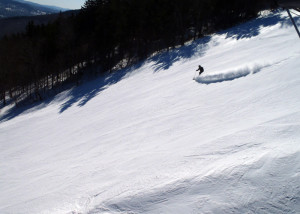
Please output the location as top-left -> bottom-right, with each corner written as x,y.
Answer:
0,0 -> 277,106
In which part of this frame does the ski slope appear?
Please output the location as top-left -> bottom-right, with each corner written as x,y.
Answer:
1,11 -> 300,214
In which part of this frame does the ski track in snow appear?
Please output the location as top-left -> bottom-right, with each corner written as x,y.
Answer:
194,64 -> 270,84
88,112 -> 300,214
193,54 -> 295,84
1,11 -> 300,214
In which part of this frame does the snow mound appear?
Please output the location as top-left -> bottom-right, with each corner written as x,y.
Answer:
194,64 -> 269,84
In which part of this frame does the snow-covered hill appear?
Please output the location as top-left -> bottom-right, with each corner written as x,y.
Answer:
1,11 -> 300,214
0,0 -> 66,18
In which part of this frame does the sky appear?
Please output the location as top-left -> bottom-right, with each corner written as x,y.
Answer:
25,0 -> 86,10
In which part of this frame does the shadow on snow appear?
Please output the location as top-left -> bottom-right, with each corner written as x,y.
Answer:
58,67 -> 135,113
0,66 -> 135,121
0,11 -> 291,121
223,10 -> 292,40
149,10 -> 292,75
149,36 -> 212,72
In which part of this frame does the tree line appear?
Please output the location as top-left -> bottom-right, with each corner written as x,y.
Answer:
0,0 -> 277,106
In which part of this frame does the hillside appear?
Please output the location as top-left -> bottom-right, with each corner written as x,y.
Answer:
1,10 -> 300,214
0,10 -> 79,38
0,0 -> 66,18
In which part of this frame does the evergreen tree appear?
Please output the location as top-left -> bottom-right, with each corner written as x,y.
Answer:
0,0 -> 277,106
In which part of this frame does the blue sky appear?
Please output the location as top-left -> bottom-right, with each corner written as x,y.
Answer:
25,0 -> 86,9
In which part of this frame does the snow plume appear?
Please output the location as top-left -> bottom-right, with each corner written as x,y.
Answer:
194,64 -> 270,84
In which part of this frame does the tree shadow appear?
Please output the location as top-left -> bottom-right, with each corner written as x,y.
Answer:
1,11 -> 294,122
58,65 -> 142,113
0,89 -> 60,122
149,36 -> 212,72
0,65 -> 140,121
58,35 -> 214,112
223,10 -> 292,40
147,11 -> 293,73
1,34 -> 210,120
59,63 -> 143,114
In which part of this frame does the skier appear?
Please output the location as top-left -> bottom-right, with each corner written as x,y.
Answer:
196,65 -> 204,76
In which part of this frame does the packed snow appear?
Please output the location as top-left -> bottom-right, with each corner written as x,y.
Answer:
1,11 -> 300,214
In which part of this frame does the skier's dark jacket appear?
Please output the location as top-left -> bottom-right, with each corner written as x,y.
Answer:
197,65 -> 204,75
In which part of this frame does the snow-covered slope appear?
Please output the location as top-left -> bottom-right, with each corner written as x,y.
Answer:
1,11 -> 300,214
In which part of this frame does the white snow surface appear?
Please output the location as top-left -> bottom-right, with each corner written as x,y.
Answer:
1,11 -> 300,214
